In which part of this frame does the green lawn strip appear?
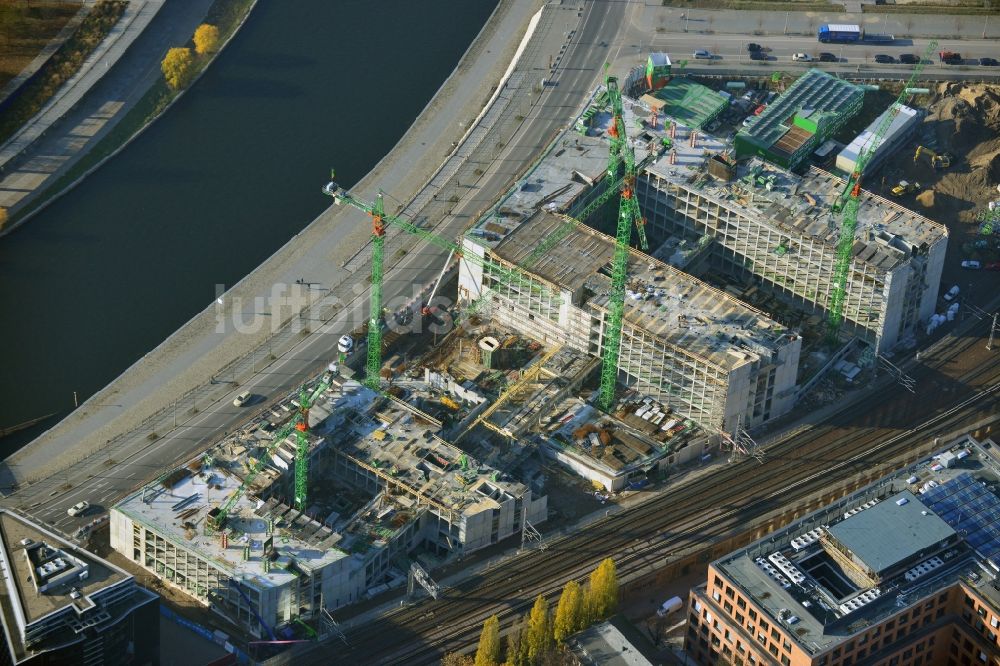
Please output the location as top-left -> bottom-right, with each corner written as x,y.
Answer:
0,1 -> 127,144
9,0 -> 257,225
0,1 -> 82,90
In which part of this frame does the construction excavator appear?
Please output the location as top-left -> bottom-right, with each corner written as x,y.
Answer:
914,145 -> 951,169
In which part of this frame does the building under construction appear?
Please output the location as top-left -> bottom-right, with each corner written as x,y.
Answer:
109,375 -> 545,639
458,68 -> 948,431
460,212 -> 801,433
637,154 -> 947,353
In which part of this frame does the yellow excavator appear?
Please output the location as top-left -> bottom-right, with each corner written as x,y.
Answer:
914,145 -> 951,169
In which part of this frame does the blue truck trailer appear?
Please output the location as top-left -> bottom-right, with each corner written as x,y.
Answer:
817,24 -> 862,43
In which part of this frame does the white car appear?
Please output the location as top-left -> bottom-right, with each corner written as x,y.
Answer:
693,49 -> 712,59
743,116 -> 756,127
67,501 -> 90,517
337,334 -> 354,354
792,53 -> 813,62
233,391 -> 251,407
961,260 -> 981,270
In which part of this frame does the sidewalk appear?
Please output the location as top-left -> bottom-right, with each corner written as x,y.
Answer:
0,0 -> 224,229
636,3 -> 996,40
2,0 -> 547,487
0,2 -> 164,201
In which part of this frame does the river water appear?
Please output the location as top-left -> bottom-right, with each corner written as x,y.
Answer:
0,0 -> 497,456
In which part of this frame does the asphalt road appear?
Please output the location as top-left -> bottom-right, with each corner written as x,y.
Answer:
9,0 -> 995,550
6,0 -> 630,537
619,30 -> 1000,71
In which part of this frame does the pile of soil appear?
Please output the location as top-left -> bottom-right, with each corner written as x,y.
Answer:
915,83 -> 1000,223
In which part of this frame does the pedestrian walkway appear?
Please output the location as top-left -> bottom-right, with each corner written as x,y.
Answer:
0,1 -> 95,109
0,1 -> 163,184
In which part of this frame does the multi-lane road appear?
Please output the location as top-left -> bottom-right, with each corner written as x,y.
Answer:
4,1 -> 999,659
4,0 -> 632,536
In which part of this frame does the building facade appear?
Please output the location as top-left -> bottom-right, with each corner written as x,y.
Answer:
460,213 -> 801,432
636,159 -> 947,353
0,510 -> 158,666
686,436 -> 1000,666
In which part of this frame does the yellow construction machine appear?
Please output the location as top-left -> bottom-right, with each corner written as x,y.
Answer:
914,145 -> 951,169
891,180 -> 921,197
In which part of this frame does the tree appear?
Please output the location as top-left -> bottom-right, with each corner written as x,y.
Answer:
475,615 -> 501,666
193,23 -> 219,55
442,653 -> 474,666
506,614 -> 530,666
161,47 -> 194,90
553,580 -> 583,643
526,595 -> 552,664
585,558 -> 619,622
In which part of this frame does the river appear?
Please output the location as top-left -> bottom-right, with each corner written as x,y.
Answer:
0,0 -> 497,456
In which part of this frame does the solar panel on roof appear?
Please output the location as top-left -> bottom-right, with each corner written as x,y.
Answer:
924,487 -> 944,501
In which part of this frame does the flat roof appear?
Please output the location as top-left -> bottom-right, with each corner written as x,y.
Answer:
837,104 -> 919,170
737,69 -> 863,151
646,155 -> 948,274
825,490 -> 955,575
0,510 -> 144,665
0,511 -> 128,626
714,436 -> 1000,655
570,617 -> 656,666
492,212 -> 795,373
115,459 -> 348,588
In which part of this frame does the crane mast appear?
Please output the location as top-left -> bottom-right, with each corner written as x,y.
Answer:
827,41 -> 937,343
294,375 -> 332,510
597,76 -> 647,411
323,181 -> 557,380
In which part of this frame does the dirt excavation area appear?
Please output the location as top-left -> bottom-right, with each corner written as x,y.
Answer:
880,82 -> 1000,273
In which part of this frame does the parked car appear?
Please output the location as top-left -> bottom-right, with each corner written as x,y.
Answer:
939,51 -> 961,63
961,260 -> 982,269
874,54 -> 894,64
233,391 -> 251,407
750,51 -> 767,61
943,285 -> 960,302
899,53 -> 919,64
818,52 -> 838,62
985,262 -> 1000,270
981,57 -> 1000,67
792,53 -> 812,62
746,43 -> 763,52
742,116 -> 756,127
68,501 -> 90,517
753,104 -> 767,115
693,49 -> 712,59
337,334 -> 354,354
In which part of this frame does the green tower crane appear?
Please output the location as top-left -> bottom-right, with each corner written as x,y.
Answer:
827,40 -> 936,344
208,416 -> 301,534
322,180 -> 555,380
293,374 -> 333,510
597,75 -> 648,411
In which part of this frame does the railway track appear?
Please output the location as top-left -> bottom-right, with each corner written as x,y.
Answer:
291,330 -> 1000,664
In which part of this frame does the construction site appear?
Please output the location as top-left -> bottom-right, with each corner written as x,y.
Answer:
99,47 -> 1000,652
